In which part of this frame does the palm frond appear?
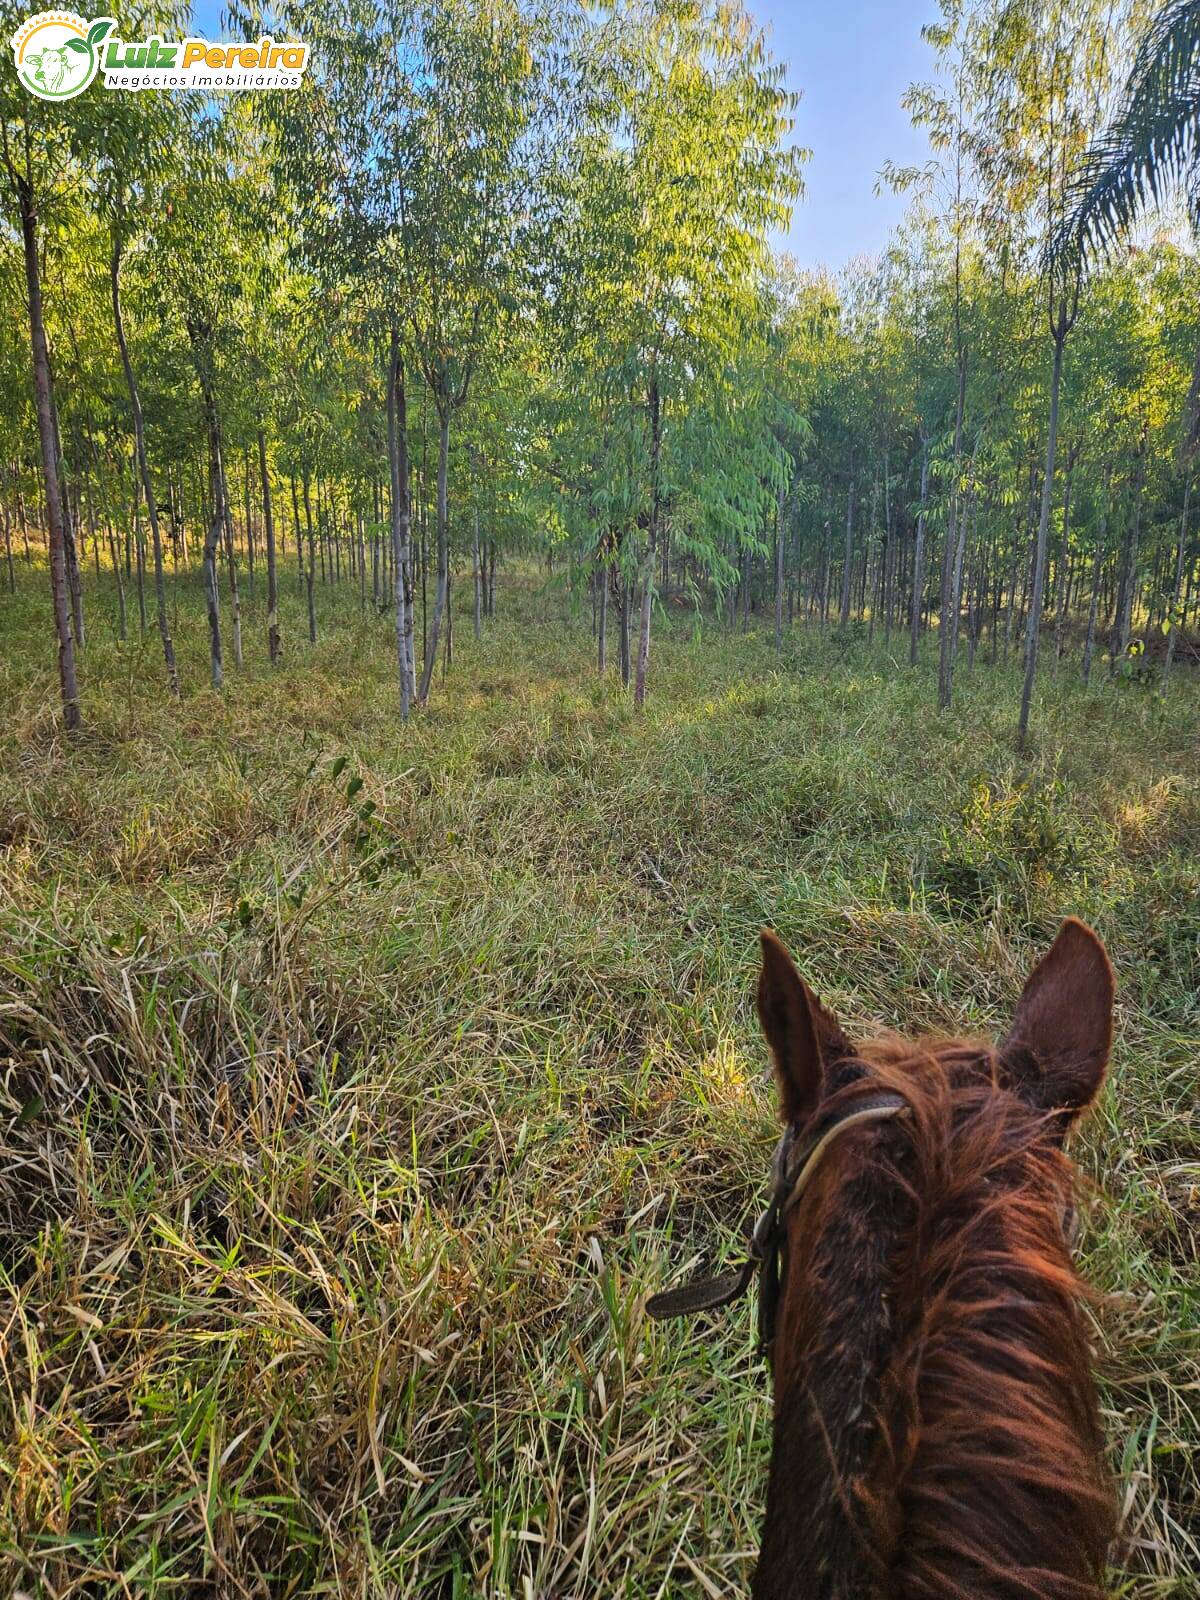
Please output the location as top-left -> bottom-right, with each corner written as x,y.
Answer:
1049,0 -> 1200,267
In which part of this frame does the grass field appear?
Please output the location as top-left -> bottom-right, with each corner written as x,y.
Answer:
1,566 -> 1197,1597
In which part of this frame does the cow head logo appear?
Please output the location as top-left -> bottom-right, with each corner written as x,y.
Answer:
12,11 -> 114,100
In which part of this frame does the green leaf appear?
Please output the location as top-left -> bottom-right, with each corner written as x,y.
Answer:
16,1096 -> 44,1127
65,38 -> 89,54
87,18 -> 114,45
329,756 -> 348,779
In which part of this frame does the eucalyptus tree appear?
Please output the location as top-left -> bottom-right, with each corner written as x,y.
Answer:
398,0 -> 567,703
88,26 -> 195,697
969,0 -> 1131,749
234,187 -> 309,668
264,0 -> 408,707
885,0 -> 987,708
1154,246 -> 1200,685
455,343 -> 543,627
148,125 -> 265,688
0,259 -> 32,587
874,233 -> 941,666
0,3 -> 108,728
848,262 -> 920,646
272,0 -> 570,712
566,0 -> 802,705
763,264 -> 824,649
818,264 -> 879,629
662,294 -> 801,637
772,277 -> 838,629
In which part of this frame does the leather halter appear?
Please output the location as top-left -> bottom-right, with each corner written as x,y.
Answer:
645,1090 -> 909,1357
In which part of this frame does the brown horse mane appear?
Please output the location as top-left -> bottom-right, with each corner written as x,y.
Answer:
758,1032 -> 1117,1600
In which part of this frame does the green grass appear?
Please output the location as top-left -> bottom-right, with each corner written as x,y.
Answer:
1,561 -> 1197,1596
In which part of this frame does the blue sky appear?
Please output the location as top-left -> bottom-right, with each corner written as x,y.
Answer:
184,0 -> 938,273
752,0 -> 938,269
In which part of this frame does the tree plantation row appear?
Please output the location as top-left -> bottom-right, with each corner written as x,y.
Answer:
1,0 -> 1196,746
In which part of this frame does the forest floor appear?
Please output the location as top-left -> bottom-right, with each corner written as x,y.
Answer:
0,565 -> 1197,1597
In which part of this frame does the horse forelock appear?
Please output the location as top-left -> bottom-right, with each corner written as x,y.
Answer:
754,1036 -> 1116,1600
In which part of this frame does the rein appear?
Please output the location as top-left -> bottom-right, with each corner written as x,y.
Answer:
645,1090 -> 909,1356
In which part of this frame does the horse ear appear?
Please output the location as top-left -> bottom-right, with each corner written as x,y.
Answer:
1002,918 -> 1114,1121
758,930 -> 851,1124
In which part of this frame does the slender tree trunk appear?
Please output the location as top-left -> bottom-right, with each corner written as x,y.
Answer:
1114,446 -> 1145,665
597,545 -> 609,675
318,477 -> 327,584
133,471 -> 147,636
942,479 -> 971,709
290,474 -> 304,591
1051,448 -> 1076,677
473,504 -> 482,641
968,518 -> 984,669
372,504 -> 381,609
203,419 -> 224,690
909,438 -> 929,667
418,394 -> 451,705
839,464 -> 855,627
882,457 -> 894,647
1082,529 -> 1104,687
258,428 -> 280,665
18,484 -> 31,564
56,410 -> 85,653
109,518 -> 126,641
634,368 -> 661,706
220,450 -> 242,667
302,470 -> 317,644
244,449 -> 256,605
74,426 -> 100,584
3,500 -> 13,592
1018,327 -> 1066,752
354,507 -> 363,611
1004,536 -> 1019,661
420,491 -> 428,663
386,329 -> 415,716
1163,478 -> 1190,693
618,565 -> 631,687
774,480 -> 785,655
18,173 -> 79,730
938,353 -> 967,709
112,232 -> 178,694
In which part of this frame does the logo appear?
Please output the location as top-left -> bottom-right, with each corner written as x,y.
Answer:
12,10 -> 113,100
11,11 -> 309,96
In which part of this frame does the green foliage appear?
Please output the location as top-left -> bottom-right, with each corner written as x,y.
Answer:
932,772 -> 1087,908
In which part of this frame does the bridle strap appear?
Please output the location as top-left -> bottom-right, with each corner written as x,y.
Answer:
781,1096 -> 908,1213
645,1091 -> 909,1333
640,1258 -> 757,1319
